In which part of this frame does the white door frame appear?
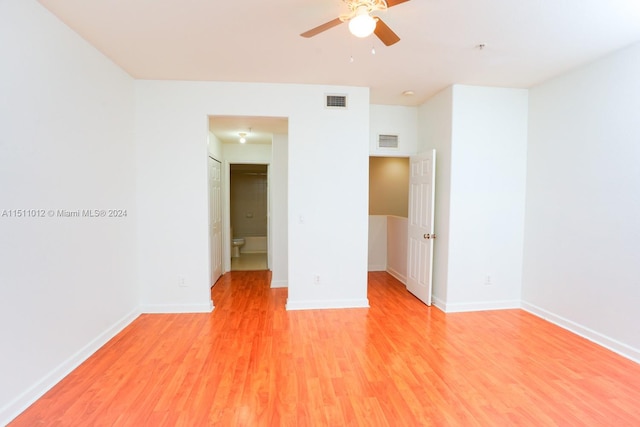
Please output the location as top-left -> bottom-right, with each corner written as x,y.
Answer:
223,160 -> 271,272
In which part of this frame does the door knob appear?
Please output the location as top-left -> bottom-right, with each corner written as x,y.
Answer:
423,233 -> 437,239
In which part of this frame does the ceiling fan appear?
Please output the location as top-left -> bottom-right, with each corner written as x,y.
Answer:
301,0 -> 410,46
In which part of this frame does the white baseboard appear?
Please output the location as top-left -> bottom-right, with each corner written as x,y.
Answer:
0,308 -> 140,426
386,267 -> 407,285
270,279 -> 288,288
286,298 -> 370,311
522,301 -> 640,364
368,264 -> 387,272
432,295 -> 446,311
140,300 -> 214,313
440,299 -> 521,313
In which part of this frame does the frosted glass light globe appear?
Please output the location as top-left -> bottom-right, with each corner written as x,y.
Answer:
349,13 -> 376,38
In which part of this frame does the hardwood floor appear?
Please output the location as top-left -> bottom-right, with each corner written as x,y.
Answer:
11,271 -> 640,426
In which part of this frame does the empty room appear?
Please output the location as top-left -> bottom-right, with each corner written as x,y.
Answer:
2,0 -> 640,425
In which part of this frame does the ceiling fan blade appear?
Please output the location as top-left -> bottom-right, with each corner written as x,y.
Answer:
374,18 -> 400,46
386,0 -> 410,7
300,18 -> 343,38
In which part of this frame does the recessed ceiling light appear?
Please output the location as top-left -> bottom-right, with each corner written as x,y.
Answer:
402,90 -> 415,96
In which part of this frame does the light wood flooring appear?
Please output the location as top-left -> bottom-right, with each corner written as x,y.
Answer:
231,253 -> 268,271
10,271 -> 640,426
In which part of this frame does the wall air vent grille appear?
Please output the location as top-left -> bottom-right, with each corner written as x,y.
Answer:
325,94 -> 347,109
378,134 -> 399,148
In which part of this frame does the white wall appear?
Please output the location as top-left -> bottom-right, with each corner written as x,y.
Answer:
417,87 -> 454,305
446,85 -> 528,311
223,142 -> 272,163
523,42 -> 640,361
368,215 -> 387,271
134,82 -> 370,312
270,134 -> 289,288
370,104 -> 418,156
0,0 -> 138,423
367,215 -> 407,282
287,91 -> 370,309
208,131 -> 223,160
417,86 -> 528,312
386,216 -> 408,284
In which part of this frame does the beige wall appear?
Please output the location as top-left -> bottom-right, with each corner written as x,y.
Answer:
369,157 -> 409,217
231,165 -> 268,237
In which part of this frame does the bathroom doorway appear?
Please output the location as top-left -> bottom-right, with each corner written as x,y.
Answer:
208,114 -> 288,285
230,163 -> 269,271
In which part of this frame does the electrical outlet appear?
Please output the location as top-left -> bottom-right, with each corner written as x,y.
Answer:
313,274 -> 321,285
484,275 -> 492,286
178,276 -> 188,288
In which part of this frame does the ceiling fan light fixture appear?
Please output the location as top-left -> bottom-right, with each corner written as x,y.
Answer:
348,9 -> 376,38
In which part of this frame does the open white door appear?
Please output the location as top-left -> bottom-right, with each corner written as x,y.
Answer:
406,150 -> 436,306
208,157 -> 223,286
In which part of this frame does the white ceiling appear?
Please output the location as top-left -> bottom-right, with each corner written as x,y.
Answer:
38,0 -> 640,140
208,116 -> 288,145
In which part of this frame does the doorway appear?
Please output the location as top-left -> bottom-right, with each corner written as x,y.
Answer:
367,153 -> 436,306
368,156 -> 410,281
230,163 -> 269,271
208,114 -> 288,287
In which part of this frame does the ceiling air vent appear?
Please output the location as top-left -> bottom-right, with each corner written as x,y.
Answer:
325,94 -> 347,109
378,134 -> 399,149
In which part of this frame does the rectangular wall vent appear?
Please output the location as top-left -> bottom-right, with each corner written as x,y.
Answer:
378,134 -> 399,148
325,94 -> 347,108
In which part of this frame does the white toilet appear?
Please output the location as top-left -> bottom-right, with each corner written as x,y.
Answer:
231,237 -> 245,258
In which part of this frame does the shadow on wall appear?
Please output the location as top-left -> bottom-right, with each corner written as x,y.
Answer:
369,156 -> 409,217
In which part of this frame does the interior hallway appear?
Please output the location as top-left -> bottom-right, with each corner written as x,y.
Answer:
10,272 -> 640,425
230,253 -> 268,271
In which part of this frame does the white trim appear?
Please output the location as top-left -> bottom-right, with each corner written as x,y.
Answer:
140,301 -> 214,314
286,298 -> 370,311
270,279 -> 288,288
441,299 -> 521,313
367,264 -> 387,272
432,295 -> 446,311
522,301 -> 640,364
0,308 -> 140,426
386,267 -> 407,285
